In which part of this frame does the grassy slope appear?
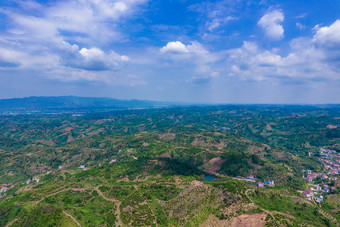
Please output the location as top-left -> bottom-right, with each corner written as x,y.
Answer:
1,161 -> 338,227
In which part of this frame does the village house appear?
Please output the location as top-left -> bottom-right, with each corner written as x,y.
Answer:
58,165 -> 63,170
315,195 -> 323,203
264,180 -> 275,187
329,169 -> 338,175
306,175 -> 314,182
257,182 -> 264,188
302,190 -> 314,200
33,176 -> 41,182
321,173 -> 328,180
246,175 -> 256,181
311,184 -> 321,191
323,185 -> 330,193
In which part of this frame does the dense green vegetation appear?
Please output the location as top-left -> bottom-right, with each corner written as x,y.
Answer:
1,105 -> 338,185
0,105 -> 339,226
250,189 -> 334,226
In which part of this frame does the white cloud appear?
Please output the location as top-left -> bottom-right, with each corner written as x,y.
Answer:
310,20 -> 340,71
313,20 -> 340,49
160,41 -> 217,62
160,41 -> 221,83
296,22 -> 306,30
295,13 -> 307,19
58,41 -> 129,71
79,48 -> 105,58
0,0 -> 144,81
258,10 -> 284,40
228,38 -> 340,82
188,1 -> 239,33
160,41 -> 189,54
207,16 -> 237,32
0,48 -> 23,68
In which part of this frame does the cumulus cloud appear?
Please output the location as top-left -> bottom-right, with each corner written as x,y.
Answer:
56,41 -> 129,71
160,41 -> 189,54
228,29 -> 340,82
258,10 -> 284,40
313,20 -> 340,49
160,41 -> 220,83
0,48 -> 23,68
310,20 -> 340,71
0,0 -> 143,81
160,41 -> 217,62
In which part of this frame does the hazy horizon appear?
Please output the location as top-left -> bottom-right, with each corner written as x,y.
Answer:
1,95 -> 340,106
0,0 -> 340,104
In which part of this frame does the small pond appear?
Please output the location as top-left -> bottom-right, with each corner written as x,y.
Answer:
204,175 -> 216,182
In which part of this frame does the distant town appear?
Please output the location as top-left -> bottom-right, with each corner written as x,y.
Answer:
301,148 -> 339,205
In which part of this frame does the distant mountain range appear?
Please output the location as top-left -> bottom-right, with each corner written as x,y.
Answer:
0,96 -> 180,113
0,96 -> 339,114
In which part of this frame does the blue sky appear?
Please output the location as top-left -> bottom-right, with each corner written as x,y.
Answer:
0,0 -> 339,103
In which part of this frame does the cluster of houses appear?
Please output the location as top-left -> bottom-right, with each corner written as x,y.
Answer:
301,184 -> 331,203
26,170 -> 53,184
301,148 -> 339,204
257,180 -> 275,188
302,170 -> 337,193
3,159 -> 119,199
0,185 -> 14,198
246,175 -> 275,188
303,148 -> 339,184
24,160 -> 117,187
79,165 -> 88,171
26,176 -> 41,184
246,175 -> 257,181
25,166 -> 65,185
302,189 -> 324,203
304,169 -> 338,183
319,148 -> 339,174
109,159 -> 117,164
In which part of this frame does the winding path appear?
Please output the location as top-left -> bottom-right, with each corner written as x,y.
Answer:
36,187 -> 87,203
245,189 -> 278,222
5,218 -> 17,227
246,189 -> 339,226
95,187 -> 123,227
63,211 -> 82,227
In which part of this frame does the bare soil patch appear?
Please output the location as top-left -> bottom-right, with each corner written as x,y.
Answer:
230,213 -> 267,227
87,128 -> 103,136
326,125 -> 338,129
191,180 -> 204,187
203,157 -> 225,173
191,138 -> 208,147
158,133 -> 176,140
62,127 -> 74,132
266,123 -> 272,130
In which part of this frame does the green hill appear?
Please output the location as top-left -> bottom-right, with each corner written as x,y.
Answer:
0,104 -> 339,226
